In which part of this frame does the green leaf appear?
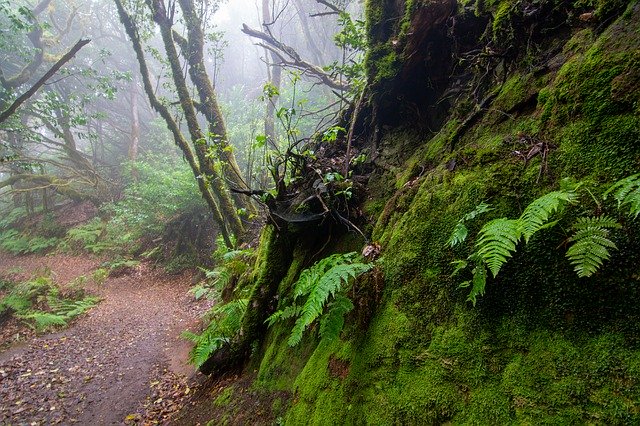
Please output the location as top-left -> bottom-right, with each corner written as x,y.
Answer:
519,191 -> 576,242
566,216 -> 621,277
475,218 -> 522,278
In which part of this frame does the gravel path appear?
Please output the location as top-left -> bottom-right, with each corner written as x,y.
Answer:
0,253 -> 209,425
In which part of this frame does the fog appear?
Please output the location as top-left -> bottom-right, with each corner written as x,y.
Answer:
0,0 -> 363,217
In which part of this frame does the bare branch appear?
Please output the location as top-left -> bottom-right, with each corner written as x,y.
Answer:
0,38 -> 91,124
241,24 -> 350,92
315,0 -> 343,14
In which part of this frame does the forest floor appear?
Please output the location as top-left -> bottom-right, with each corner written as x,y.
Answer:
0,251 -> 214,425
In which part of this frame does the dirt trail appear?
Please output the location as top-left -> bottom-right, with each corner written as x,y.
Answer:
0,252 -> 209,425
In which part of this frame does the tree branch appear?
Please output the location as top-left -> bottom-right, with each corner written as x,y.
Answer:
0,38 -> 90,124
241,23 -> 350,92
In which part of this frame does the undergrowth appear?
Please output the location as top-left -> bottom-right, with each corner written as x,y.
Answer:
451,174 -> 640,303
267,252 -> 373,346
184,236 -> 255,368
0,275 -> 99,332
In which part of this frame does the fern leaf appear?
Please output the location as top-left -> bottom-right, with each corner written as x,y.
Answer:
604,174 -> 640,218
19,312 -> 67,331
319,295 -> 354,341
476,218 -> 522,277
448,223 -> 468,248
187,299 -> 248,367
288,258 -> 371,346
463,202 -> 493,222
519,191 -> 576,242
604,173 -> 640,205
566,216 -> 620,277
265,303 -> 302,327
448,202 -> 493,248
450,259 -> 468,277
466,263 -> 487,306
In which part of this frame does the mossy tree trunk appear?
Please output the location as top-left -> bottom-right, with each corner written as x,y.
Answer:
174,0 -> 256,215
148,0 -> 244,241
114,0 -> 236,248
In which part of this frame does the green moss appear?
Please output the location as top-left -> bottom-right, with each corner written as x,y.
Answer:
213,386 -> 235,407
284,339 -> 352,425
563,29 -> 595,57
250,4 -> 640,424
492,0 -> 517,42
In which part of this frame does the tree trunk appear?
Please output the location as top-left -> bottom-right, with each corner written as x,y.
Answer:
262,0 -> 281,189
128,72 -> 140,163
114,0 -> 237,248
148,0 -> 244,241
175,0 -> 256,215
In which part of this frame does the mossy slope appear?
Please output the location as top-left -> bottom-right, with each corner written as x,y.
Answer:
248,1 -> 640,424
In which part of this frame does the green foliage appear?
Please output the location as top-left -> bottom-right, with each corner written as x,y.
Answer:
17,312 -> 68,331
100,258 -> 140,276
183,299 -> 248,368
566,216 -> 621,277
604,173 -> 640,218
318,295 -> 354,342
66,218 -> 105,252
519,191 -> 577,242
267,252 -> 373,346
92,268 -> 109,285
0,207 -> 27,230
475,218 -> 522,278
0,229 -> 60,255
190,236 -> 254,300
451,175 -> 640,301
472,190 -> 577,279
448,202 -> 493,247
0,275 -> 98,332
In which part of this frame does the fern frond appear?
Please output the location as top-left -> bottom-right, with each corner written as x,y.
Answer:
187,299 -> 248,367
319,295 -> 354,341
475,218 -> 522,277
467,263 -> 487,306
566,216 -> 620,277
285,253 -> 371,346
265,303 -> 302,327
604,173 -> 640,205
604,173 -> 640,218
463,202 -> 493,222
18,312 -> 67,331
450,259 -> 468,277
448,223 -> 468,248
448,202 -> 493,248
292,252 -> 359,299
519,191 -> 576,242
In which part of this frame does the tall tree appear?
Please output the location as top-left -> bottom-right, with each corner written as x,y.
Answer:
113,0 -> 246,246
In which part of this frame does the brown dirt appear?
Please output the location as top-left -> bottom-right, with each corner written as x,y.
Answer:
0,252 -> 212,425
171,373 -> 291,426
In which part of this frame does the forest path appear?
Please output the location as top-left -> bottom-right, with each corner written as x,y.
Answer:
0,252 -> 208,425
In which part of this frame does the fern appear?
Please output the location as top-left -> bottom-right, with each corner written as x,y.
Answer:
448,202 -> 493,247
0,207 -> 27,230
18,312 -> 67,331
0,229 -> 29,254
26,236 -> 59,253
604,173 -> 640,218
318,295 -> 354,341
566,216 -> 621,277
459,260 -> 488,306
519,191 -> 576,242
475,218 -> 522,278
267,252 -> 372,347
186,299 -> 248,368
67,219 -> 104,247
265,303 -> 302,327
